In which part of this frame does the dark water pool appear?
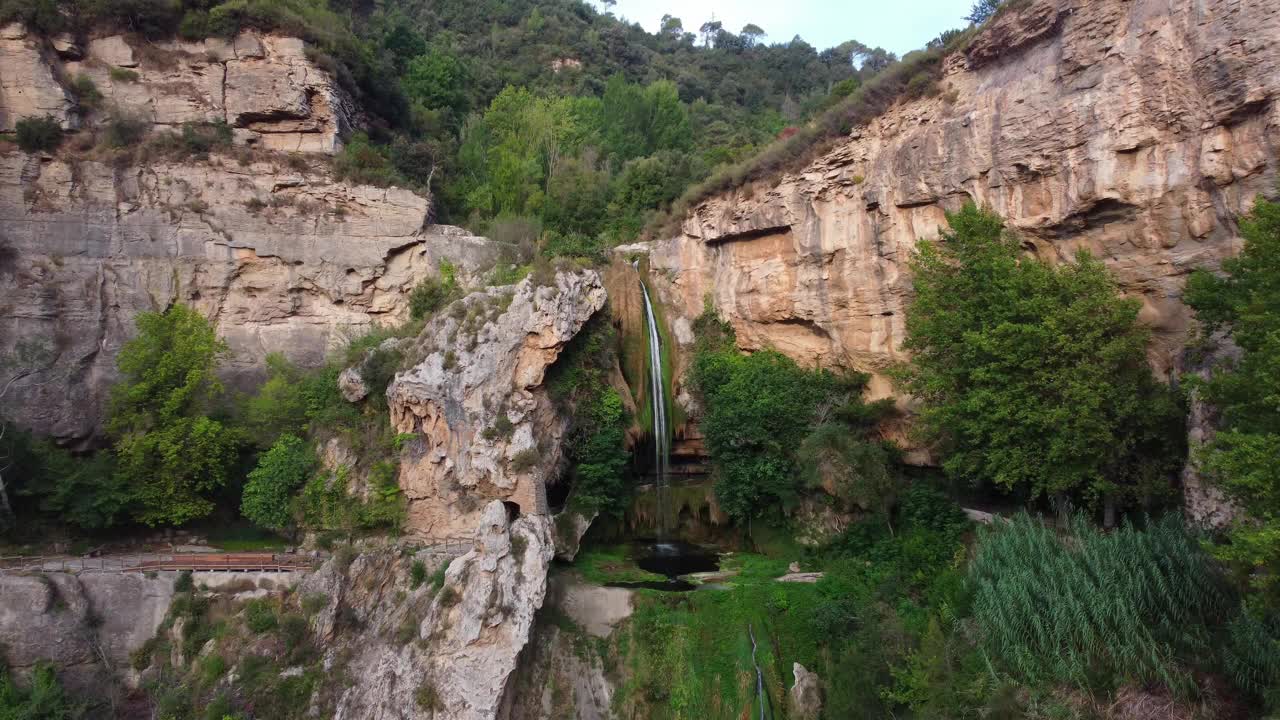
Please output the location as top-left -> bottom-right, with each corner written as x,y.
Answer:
607,540 -> 720,591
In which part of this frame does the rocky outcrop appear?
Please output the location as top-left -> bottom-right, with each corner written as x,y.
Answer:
789,663 -> 824,720
502,573 -> 629,720
0,572 -> 169,696
0,146 -> 498,442
650,0 -> 1280,395
389,270 -> 607,540
1,25 -> 354,151
303,501 -> 556,720
0,24 -> 493,444
0,570 -> 298,700
0,24 -> 75,131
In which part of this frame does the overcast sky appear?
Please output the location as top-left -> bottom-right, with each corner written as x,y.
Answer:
599,0 -> 974,56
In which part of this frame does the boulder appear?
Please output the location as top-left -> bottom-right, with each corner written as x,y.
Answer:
790,662 -> 824,720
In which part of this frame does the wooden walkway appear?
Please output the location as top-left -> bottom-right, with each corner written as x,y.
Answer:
0,552 -> 318,575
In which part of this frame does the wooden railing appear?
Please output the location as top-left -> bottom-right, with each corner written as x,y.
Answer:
0,552 -> 318,575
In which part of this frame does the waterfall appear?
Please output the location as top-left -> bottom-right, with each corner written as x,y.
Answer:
640,281 -> 670,536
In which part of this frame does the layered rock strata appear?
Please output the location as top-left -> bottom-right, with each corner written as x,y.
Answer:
0,24 -> 501,443
388,270 -> 607,539
0,147 -> 497,442
650,0 -> 1280,394
1,25 -> 354,151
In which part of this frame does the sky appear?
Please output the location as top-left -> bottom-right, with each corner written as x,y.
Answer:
599,0 -> 975,57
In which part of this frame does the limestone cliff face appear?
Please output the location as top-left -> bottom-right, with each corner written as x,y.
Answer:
650,0 -> 1279,395
1,25 -> 355,151
0,25 -> 500,443
388,271 -> 607,540
302,501 -> 555,720
0,570 -> 300,700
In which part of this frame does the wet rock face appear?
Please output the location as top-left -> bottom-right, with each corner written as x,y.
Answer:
651,0 -> 1280,387
388,270 -> 607,540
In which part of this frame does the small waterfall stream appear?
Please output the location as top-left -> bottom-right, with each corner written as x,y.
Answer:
639,281 -> 670,536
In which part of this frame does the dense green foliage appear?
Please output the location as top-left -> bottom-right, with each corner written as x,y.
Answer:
693,349 -> 834,518
11,435 -> 125,530
1186,196 -> 1280,607
241,435 -> 315,531
897,204 -> 1185,512
13,116 -> 62,153
972,515 -> 1231,691
0,662 -> 83,719
1,0 -> 970,257
548,315 -> 632,515
614,485 -> 974,719
691,311 -> 896,521
109,305 -> 239,526
2,305 -> 412,537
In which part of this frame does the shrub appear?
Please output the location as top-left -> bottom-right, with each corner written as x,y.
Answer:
14,115 -> 62,153
429,564 -> 447,591
334,132 -> 402,187
71,75 -> 103,110
415,680 -> 440,710
279,613 -> 309,657
410,560 -> 427,589
108,67 -> 140,83
173,570 -> 194,592
509,448 -> 539,473
409,261 -> 459,320
244,599 -> 278,633
301,593 -> 329,615
180,120 -> 232,155
241,434 -> 315,530
198,654 -> 227,685
102,110 -> 147,148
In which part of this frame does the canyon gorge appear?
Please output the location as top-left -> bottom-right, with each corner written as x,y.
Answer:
0,0 -> 1277,717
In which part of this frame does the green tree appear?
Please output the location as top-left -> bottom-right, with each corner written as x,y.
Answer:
1186,195 -> 1280,605
109,305 -> 238,526
240,353 -> 308,448
897,205 -> 1183,517
693,349 -> 833,519
241,434 -> 315,531
402,47 -> 470,121
12,434 -> 126,531
966,0 -> 1003,24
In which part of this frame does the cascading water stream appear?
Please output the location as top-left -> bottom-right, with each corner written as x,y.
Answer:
639,281 -> 670,537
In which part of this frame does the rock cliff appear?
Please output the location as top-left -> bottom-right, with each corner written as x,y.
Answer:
0,25 -> 500,443
649,0 -> 1279,396
389,270 -> 607,540
302,501 -> 556,720
0,570 -> 301,701
1,26 -> 354,151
